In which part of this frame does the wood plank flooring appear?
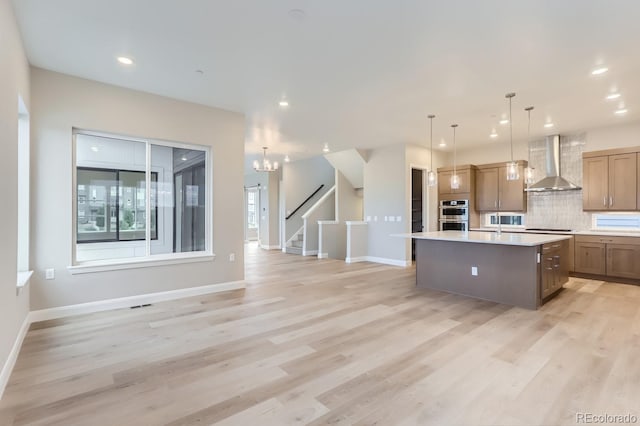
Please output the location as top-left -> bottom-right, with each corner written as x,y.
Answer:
1,243 -> 640,425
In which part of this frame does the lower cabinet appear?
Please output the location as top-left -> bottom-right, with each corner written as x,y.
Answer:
574,235 -> 640,279
541,240 -> 569,299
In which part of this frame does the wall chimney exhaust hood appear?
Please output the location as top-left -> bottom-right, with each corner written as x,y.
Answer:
525,135 -> 581,192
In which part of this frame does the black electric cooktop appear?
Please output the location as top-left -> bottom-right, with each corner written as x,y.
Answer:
525,228 -> 573,232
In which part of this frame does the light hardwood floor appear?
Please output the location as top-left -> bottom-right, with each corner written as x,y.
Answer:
1,243 -> 640,425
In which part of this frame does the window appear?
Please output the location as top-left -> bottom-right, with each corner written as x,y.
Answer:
593,213 -> 640,231
17,96 -> 31,285
247,190 -> 258,229
77,168 -> 158,243
485,213 -> 525,227
74,131 -> 210,265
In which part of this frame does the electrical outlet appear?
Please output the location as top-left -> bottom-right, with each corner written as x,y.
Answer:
229,253 -> 235,262
45,268 -> 55,280
471,266 -> 478,276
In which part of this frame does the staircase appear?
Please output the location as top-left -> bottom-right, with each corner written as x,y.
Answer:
286,233 -> 304,255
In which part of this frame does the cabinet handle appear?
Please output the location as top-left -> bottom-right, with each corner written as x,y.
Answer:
494,200 -> 497,208
604,196 -> 607,206
610,196 -> 613,207
552,244 -> 560,248
499,200 -> 501,208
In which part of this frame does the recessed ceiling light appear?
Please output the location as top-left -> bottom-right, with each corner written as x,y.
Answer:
279,100 -> 289,107
499,119 -> 509,125
591,67 -> 608,75
489,132 -> 498,138
615,108 -> 628,115
322,143 -> 330,153
544,123 -> 554,128
606,93 -> 621,100
117,56 -> 134,65
284,155 -> 290,163
439,139 -> 446,147
181,155 -> 188,161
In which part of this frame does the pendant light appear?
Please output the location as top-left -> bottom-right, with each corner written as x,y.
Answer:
505,92 -> 519,181
450,124 -> 460,190
524,106 -> 535,185
427,114 -> 437,186
253,147 -> 279,172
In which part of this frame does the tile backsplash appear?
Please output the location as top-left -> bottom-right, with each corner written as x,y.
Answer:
525,133 -> 591,230
481,133 -> 592,231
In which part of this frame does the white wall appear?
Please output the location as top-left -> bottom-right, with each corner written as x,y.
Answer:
244,171 -> 280,248
30,68 -> 245,310
0,0 -> 31,394
282,156 -> 335,241
406,144 -> 448,233
454,120 -> 640,166
336,170 -> 363,222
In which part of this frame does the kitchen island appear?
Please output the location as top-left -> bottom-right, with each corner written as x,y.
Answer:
403,231 -> 573,309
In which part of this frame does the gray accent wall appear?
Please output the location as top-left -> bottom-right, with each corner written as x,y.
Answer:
29,68 -> 245,310
0,0 -> 31,385
363,144 -> 407,261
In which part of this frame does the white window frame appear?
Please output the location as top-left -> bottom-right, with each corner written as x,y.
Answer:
69,129 -> 214,273
592,213 -> 640,232
17,96 -> 32,290
484,212 -> 526,229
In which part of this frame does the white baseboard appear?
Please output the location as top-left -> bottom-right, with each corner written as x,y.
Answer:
0,314 -> 31,400
260,244 -> 281,250
346,256 -> 411,267
366,256 -> 411,267
317,253 -> 328,259
29,280 -> 246,323
302,250 -> 318,256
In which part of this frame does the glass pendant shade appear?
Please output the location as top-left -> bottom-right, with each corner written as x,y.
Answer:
427,114 -> 437,187
524,166 -> 535,184
450,174 -> 460,189
427,170 -> 437,187
504,92 -> 517,181
506,161 -> 519,181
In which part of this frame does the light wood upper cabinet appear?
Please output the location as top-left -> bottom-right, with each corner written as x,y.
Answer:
475,168 -> 498,210
583,152 -> 637,211
438,168 -> 471,195
474,162 -> 526,212
609,154 -> 637,210
499,165 -> 527,211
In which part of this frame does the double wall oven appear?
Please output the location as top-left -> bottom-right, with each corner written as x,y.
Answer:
439,199 -> 469,231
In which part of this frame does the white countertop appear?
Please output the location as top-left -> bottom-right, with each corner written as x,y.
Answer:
399,231 -> 572,246
472,227 -> 640,238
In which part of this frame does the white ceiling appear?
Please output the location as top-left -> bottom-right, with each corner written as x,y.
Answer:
11,0 -> 640,169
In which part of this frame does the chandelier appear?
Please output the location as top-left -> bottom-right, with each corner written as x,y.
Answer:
253,147 -> 279,172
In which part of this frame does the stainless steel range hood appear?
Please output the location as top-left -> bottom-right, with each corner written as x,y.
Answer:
525,135 -> 581,192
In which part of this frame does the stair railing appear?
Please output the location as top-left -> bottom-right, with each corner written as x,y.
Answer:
285,184 -> 325,220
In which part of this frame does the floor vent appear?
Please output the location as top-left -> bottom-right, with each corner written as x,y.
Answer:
130,303 -> 152,309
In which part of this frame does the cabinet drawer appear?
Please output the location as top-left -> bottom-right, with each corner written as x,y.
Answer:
575,234 -> 640,245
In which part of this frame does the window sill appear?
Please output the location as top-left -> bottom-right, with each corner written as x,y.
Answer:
17,271 -> 33,295
68,252 -> 216,275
